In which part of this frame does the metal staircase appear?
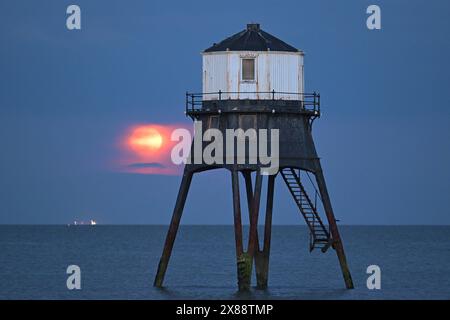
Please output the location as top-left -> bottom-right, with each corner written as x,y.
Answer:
280,168 -> 332,252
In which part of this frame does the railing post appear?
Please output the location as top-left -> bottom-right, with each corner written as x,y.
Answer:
191,94 -> 195,112
272,89 -> 275,100
313,91 -> 316,107
317,93 -> 321,114
219,90 -> 222,101
314,191 -> 317,211
185,91 -> 189,114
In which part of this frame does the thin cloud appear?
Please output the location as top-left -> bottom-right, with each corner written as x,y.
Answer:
126,162 -> 166,169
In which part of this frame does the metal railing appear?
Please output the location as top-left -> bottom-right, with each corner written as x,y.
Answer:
185,90 -> 320,115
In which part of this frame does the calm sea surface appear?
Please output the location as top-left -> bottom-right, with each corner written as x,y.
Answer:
0,225 -> 449,299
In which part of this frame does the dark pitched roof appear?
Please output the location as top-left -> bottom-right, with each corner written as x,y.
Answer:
204,23 -> 299,53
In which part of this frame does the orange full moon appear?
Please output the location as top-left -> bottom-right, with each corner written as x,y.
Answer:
119,123 -> 190,175
128,127 -> 163,151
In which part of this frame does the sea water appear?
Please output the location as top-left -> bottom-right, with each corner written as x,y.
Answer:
0,225 -> 449,299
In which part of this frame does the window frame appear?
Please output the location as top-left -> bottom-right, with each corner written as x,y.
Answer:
241,58 -> 256,82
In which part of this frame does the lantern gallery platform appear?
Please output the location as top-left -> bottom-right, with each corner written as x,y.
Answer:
185,91 -> 321,118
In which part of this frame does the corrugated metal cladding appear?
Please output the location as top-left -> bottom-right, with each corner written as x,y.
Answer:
202,51 -> 304,101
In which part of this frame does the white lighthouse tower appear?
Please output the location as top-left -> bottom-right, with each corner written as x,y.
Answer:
155,23 -> 354,292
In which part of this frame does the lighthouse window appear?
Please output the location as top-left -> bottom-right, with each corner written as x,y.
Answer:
242,58 -> 255,81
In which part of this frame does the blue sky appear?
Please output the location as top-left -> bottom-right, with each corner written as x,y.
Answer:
0,0 -> 449,224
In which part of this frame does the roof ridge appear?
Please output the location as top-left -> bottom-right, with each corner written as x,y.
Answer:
203,24 -> 299,53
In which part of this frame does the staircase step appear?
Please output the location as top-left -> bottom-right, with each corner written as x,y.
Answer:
283,167 -> 331,252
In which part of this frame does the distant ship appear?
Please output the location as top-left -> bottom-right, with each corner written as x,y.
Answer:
68,220 -> 97,226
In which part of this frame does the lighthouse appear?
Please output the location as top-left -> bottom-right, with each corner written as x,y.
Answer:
154,23 -> 354,291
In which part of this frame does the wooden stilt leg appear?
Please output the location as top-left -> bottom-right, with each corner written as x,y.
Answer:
153,170 -> 193,287
241,170 -> 263,290
314,167 -> 354,289
248,171 -> 262,255
242,171 -> 262,277
242,171 -> 265,288
242,171 -> 260,252
255,174 -> 275,289
231,169 -> 248,290
233,169 -> 263,291
254,175 -> 275,289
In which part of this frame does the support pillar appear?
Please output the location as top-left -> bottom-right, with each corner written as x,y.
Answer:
154,170 -> 193,287
242,171 -> 262,288
231,169 -> 248,290
314,165 -> 354,289
247,171 -> 262,257
242,171 -> 260,252
232,169 -> 263,291
255,174 -> 275,289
